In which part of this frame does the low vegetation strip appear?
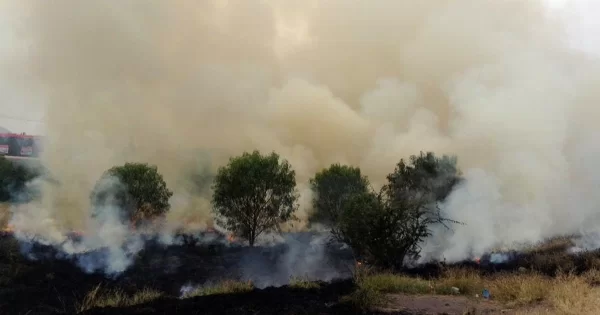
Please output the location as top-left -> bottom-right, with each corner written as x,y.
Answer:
182,280 -> 254,298
68,263 -> 600,314
345,265 -> 600,314
76,285 -> 164,313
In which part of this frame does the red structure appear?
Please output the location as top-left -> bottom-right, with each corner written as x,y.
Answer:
0,133 -> 43,158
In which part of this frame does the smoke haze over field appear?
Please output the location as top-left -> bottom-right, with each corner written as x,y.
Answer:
2,0 -> 600,263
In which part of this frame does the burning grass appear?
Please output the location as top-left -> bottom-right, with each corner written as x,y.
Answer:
182,279 -> 254,298
76,285 -> 164,313
524,236 -> 577,254
289,276 -> 322,290
0,203 -> 11,234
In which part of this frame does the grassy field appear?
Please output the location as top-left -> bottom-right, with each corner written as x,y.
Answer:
346,265 -> 600,314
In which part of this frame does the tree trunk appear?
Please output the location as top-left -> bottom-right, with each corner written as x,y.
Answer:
249,228 -> 255,247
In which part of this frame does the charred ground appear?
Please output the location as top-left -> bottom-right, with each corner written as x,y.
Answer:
0,231 -> 359,315
2,231 -> 600,315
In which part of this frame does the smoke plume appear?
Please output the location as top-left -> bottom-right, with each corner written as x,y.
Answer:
2,0 -> 600,265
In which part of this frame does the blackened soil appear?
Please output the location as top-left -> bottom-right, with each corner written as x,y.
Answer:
79,279 -> 423,315
2,232 -> 599,315
80,279 -> 367,315
0,233 -> 358,315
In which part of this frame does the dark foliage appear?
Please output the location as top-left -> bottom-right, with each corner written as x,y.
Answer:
90,162 -> 173,224
212,150 -> 299,247
339,152 -> 463,269
309,164 -> 370,239
0,156 -> 39,203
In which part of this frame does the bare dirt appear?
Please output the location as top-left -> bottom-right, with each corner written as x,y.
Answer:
378,294 -> 522,314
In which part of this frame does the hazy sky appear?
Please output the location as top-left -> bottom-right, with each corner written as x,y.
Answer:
0,1 -> 44,135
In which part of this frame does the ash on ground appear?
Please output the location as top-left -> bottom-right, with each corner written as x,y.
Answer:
8,230 -> 355,294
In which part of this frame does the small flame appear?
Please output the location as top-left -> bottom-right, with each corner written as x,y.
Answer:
1,224 -> 14,234
227,234 -> 235,242
0,225 -> 86,237
129,220 -> 138,231
70,230 -> 85,237
474,257 -> 481,264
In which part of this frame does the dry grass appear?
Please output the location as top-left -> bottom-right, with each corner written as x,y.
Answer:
182,279 -> 254,298
523,236 -> 576,255
515,272 -> 600,315
76,284 -> 164,313
0,203 -> 10,228
486,272 -> 551,306
340,285 -> 386,311
345,263 -> 600,314
289,277 -> 321,290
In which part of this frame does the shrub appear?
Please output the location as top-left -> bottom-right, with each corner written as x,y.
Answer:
308,164 -> 370,239
0,156 -> 39,202
338,151 -> 462,269
90,162 -> 173,224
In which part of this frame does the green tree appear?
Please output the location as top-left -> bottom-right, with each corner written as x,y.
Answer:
308,163 -> 370,239
0,157 -> 39,202
384,151 -> 461,205
211,150 -> 298,247
90,162 -> 173,224
338,151 -> 462,269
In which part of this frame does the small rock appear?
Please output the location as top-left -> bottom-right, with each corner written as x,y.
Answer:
451,287 -> 460,294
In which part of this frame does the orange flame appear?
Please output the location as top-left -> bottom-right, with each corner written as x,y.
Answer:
227,234 -> 235,242
0,224 -> 87,237
1,224 -> 14,234
129,219 -> 138,231
70,230 -> 85,237
474,257 -> 481,264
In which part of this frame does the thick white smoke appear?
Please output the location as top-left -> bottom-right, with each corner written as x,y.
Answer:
1,0 -> 599,267
10,176 -> 148,274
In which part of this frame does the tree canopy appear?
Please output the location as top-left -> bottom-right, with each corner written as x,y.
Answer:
308,163 -> 370,239
0,157 -> 39,203
384,151 -> 461,205
338,151 -> 462,268
90,162 -> 173,224
211,150 -> 298,247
